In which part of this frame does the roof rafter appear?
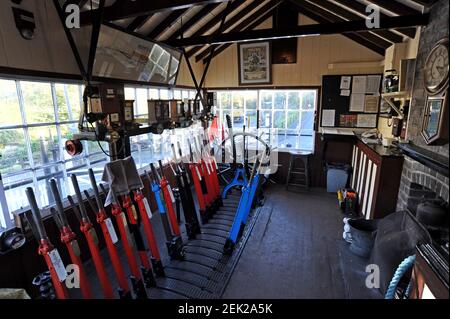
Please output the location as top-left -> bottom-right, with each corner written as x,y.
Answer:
196,0 -> 282,62
80,0 -> 231,25
307,0 -> 403,44
180,0 -> 246,57
365,0 -> 421,16
147,9 -> 188,40
187,0 -> 268,59
289,0 -> 389,55
333,0 -> 416,38
167,3 -> 221,41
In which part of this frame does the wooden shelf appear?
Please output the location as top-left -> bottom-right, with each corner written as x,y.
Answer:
381,91 -> 411,100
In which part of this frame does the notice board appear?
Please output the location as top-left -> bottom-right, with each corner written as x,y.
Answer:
320,74 -> 383,129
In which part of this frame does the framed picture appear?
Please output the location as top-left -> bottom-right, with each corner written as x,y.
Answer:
238,41 -> 272,85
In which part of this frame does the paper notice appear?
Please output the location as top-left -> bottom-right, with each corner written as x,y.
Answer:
104,218 -> 119,244
340,89 -> 350,96
340,76 -> 351,89
364,95 -> 380,113
322,109 -> 335,127
48,249 -> 67,282
366,75 -> 381,94
352,76 -> 367,93
357,114 -> 377,128
350,94 -> 365,112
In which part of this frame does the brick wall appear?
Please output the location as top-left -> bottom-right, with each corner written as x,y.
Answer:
407,0 -> 449,157
397,155 -> 449,212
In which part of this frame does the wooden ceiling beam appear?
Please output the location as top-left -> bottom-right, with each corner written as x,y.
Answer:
178,0 -> 246,56
365,0 -> 421,16
147,9 -> 188,40
80,0 -> 230,24
333,0 -> 417,38
126,15 -> 153,32
167,3 -> 220,41
196,1 -> 281,62
307,0 -> 403,43
184,0 -> 266,59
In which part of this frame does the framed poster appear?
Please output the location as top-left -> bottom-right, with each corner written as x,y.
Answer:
238,41 -> 272,85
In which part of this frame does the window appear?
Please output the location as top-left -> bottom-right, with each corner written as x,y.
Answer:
215,89 -> 317,152
0,78 -> 109,227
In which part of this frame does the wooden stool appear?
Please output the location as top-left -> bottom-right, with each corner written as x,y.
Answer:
286,150 -> 312,191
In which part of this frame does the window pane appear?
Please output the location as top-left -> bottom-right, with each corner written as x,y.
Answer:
4,171 -> 34,212
55,84 -> 82,122
220,92 -> 231,109
301,111 -> 315,134
299,134 -> 314,151
136,88 -> 148,116
232,109 -> 244,129
287,111 -> 300,130
302,91 -> 316,110
173,89 -> 181,99
35,165 -> 64,206
287,92 -> 300,110
244,91 -> 257,109
189,91 -> 196,99
28,125 -> 59,166
21,81 -> 55,124
124,87 -> 135,100
260,111 -> 272,128
273,111 -> 286,129
232,92 -> 244,110
0,129 -> 30,174
221,109 -> 231,127
274,92 -> 286,110
260,91 -> 272,109
86,140 -> 109,156
149,88 -> 159,99
182,90 -> 189,99
0,79 -> 22,127
160,89 -> 169,99
245,111 -> 257,128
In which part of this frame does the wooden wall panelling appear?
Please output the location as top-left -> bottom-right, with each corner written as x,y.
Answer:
204,14 -> 384,88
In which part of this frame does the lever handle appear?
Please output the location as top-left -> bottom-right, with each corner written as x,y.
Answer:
150,163 -> 160,182
49,179 -> 68,226
158,160 -> 165,178
67,195 -> 82,223
25,187 -> 47,240
88,169 -> 103,212
171,143 -> 178,162
70,174 -> 90,221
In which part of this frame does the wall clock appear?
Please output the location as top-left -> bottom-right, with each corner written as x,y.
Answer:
421,38 -> 449,145
424,38 -> 449,95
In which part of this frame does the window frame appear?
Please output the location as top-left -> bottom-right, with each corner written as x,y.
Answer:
214,87 -> 319,153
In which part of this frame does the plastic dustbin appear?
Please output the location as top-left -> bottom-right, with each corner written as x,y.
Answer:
326,163 -> 351,193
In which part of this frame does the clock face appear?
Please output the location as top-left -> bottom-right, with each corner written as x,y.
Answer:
425,42 -> 449,94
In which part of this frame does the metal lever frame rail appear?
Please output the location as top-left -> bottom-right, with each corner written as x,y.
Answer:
171,143 -> 201,239
224,154 -> 264,255
25,187 -> 69,299
69,174 -> 114,299
85,169 -> 134,299
120,189 -> 165,278
147,162 -> 184,260
49,179 -> 92,299
98,183 -> 150,298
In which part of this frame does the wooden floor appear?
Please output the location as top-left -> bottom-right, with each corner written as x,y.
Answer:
222,185 -> 383,299
79,184 -> 383,299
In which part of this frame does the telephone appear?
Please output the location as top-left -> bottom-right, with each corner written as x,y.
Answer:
361,128 -> 378,139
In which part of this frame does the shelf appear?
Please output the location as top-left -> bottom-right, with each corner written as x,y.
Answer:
381,91 -> 411,100
381,91 -> 411,119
